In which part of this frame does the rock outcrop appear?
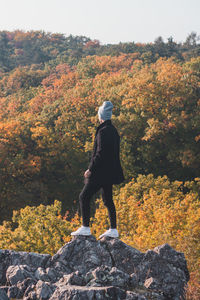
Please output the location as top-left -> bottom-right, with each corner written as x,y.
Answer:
0,235 -> 189,299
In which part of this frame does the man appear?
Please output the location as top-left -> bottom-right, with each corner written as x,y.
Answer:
71,101 -> 125,238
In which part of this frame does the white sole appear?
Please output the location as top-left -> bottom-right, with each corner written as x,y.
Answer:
71,233 -> 91,236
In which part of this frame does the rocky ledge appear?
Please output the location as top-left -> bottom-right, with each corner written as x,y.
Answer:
0,236 -> 189,299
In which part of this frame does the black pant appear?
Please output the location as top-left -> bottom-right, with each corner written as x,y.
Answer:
79,180 -> 116,228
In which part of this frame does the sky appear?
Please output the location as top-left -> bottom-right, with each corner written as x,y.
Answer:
0,0 -> 199,44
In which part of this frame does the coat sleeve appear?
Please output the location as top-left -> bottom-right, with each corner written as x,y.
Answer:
88,129 -> 107,173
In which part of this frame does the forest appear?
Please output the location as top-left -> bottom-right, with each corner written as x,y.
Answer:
0,30 -> 199,298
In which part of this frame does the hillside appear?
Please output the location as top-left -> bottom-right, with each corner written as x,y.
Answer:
0,30 -> 199,72
0,30 -> 199,298
0,39 -> 199,222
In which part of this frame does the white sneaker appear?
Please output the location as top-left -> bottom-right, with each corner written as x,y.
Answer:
99,228 -> 119,239
71,226 -> 91,236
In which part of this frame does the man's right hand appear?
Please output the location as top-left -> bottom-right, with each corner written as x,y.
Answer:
84,169 -> 91,178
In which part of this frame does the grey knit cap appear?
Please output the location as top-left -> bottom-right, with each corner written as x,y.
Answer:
98,101 -> 113,120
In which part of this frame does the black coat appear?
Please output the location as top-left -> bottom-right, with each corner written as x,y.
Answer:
87,119 -> 125,185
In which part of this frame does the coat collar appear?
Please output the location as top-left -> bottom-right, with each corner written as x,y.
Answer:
97,119 -> 112,130
95,119 -> 112,136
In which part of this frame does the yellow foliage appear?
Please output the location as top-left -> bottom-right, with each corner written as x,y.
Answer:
0,200 -> 81,255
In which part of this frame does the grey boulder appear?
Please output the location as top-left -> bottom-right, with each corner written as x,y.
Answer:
0,235 -> 189,299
